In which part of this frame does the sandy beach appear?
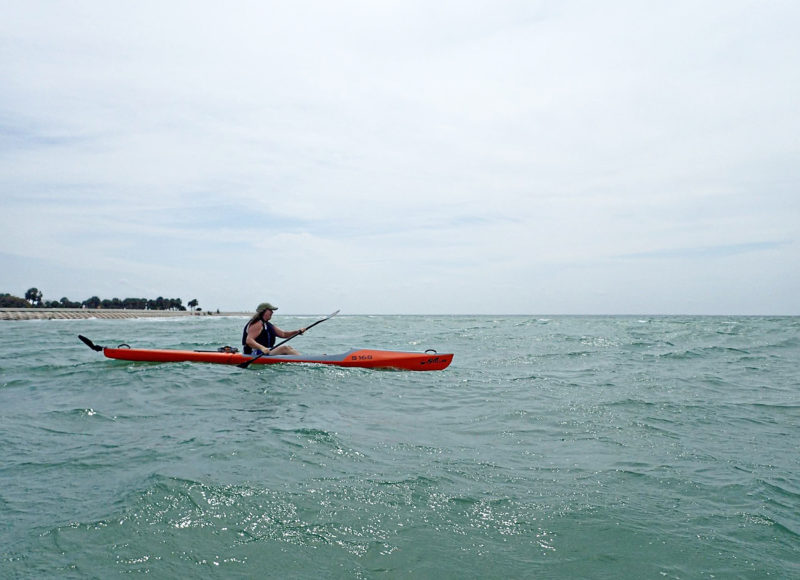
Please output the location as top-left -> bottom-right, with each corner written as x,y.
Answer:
0,308 -> 247,321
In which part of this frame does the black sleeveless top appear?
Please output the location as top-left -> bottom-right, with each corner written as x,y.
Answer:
242,320 -> 276,354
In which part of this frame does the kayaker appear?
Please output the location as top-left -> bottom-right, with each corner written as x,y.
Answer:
242,302 -> 307,356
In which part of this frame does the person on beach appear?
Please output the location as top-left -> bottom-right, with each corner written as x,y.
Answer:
242,302 -> 307,356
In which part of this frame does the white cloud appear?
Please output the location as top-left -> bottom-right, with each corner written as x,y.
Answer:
1,0 -> 798,314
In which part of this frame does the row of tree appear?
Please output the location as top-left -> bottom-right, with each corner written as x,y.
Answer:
0,288 -> 200,311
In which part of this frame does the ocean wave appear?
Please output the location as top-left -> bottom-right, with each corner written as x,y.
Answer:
3,315 -> 799,578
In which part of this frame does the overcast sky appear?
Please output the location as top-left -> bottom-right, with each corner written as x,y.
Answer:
1,0 -> 798,314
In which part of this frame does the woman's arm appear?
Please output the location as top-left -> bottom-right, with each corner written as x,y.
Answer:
272,325 -> 307,339
245,323 -> 270,352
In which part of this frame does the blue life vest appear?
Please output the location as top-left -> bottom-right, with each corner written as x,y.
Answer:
242,320 -> 276,354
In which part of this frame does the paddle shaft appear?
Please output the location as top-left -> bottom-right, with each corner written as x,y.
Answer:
237,309 -> 340,369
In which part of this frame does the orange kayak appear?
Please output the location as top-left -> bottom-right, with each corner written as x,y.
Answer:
80,336 -> 453,371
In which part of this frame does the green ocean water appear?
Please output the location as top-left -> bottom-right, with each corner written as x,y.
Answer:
1,315 -> 798,579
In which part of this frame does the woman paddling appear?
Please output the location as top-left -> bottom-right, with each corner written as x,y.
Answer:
242,302 -> 307,356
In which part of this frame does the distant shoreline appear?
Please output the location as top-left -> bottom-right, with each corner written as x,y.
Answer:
0,308 -> 248,321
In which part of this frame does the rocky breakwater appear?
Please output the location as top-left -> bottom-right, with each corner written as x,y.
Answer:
0,309 -> 230,320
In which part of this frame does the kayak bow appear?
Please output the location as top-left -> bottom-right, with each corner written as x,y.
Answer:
79,336 -> 453,371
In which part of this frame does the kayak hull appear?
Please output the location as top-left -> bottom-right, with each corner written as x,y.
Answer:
102,346 -> 453,371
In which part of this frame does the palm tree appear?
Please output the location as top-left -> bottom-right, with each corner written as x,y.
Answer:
25,288 -> 43,306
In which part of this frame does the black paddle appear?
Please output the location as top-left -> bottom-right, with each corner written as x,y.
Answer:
237,309 -> 340,369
